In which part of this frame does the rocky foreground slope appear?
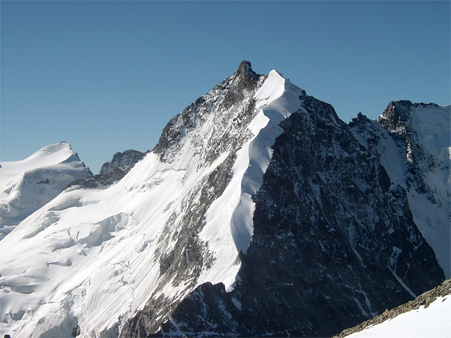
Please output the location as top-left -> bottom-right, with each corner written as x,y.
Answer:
0,62 -> 449,337
335,279 -> 451,337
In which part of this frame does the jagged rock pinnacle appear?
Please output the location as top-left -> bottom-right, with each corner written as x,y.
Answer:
238,60 -> 252,73
237,60 -> 260,82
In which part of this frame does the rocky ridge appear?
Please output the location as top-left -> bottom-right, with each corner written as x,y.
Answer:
100,150 -> 147,175
119,61 -> 270,337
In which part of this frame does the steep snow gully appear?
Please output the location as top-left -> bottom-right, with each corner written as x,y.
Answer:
0,61 -> 449,337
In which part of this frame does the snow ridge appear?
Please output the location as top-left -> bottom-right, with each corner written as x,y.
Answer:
199,70 -> 304,289
230,70 -> 304,253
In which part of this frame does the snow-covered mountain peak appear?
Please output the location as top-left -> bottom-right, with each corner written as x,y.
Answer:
0,63 -> 448,338
267,69 -> 285,80
34,141 -> 69,154
0,63 -> 307,337
4,141 -> 77,171
0,142 -> 92,241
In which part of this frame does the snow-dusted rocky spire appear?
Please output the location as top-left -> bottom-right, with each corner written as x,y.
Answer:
237,60 -> 260,82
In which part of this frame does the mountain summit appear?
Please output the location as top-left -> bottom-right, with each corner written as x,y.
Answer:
0,62 -> 448,338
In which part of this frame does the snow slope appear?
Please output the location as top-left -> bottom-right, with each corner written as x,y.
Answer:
0,67 -> 304,337
0,142 -> 92,240
346,295 -> 451,338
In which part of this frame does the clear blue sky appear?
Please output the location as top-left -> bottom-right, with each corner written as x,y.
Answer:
1,1 -> 450,173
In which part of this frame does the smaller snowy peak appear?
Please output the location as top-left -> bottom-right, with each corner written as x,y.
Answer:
2,142 -> 76,171
377,100 -> 445,136
378,100 -> 413,125
376,100 -> 450,165
376,100 -> 450,167
0,142 -> 92,240
355,101 -> 450,278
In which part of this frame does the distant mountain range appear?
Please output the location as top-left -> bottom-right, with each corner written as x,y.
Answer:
0,61 -> 449,337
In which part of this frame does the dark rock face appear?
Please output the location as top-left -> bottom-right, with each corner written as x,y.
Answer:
100,149 -> 146,175
231,97 -> 443,336
146,95 -> 444,337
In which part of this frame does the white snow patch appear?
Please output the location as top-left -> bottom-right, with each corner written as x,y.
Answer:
231,297 -> 242,311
